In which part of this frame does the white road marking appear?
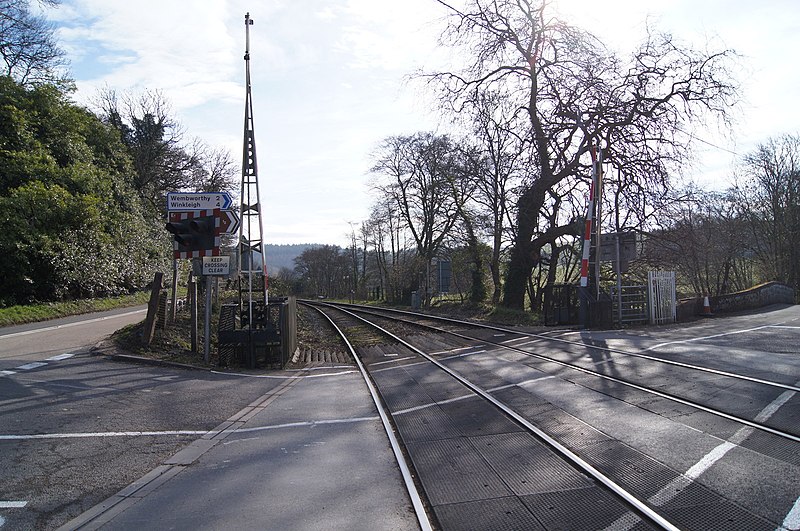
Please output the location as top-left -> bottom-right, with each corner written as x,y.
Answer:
210,369 -> 358,379
755,391 -> 795,422
0,309 -> 146,340
2,352 -> 77,377
684,441 -> 737,480
501,336 -> 532,344
0,430 -> 206,440
779,496 -> 800,531
0,502 -> 26,508
642,325 -> 773,351
605,381 -> 799,531
429,346 -> 474,355
395,394 -> 476,415
232,416 -> 379,435
370,357 -> 415,366
46,353 -> 75,361
517,376 -> 557,387
15,362 -> 46,370
441,349 -> 486,360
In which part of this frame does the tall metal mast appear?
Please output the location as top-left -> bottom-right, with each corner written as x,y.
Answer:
239,12 -> 268,326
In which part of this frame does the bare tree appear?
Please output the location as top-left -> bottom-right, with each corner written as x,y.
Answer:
94,88 -> 205,213
0,0 -> 70,87
190,144 -> 238,195
370,133 -> 464,304
447,142 -> 487,302
362,200 -> 417,303
736,134 -> 800,292
643,188 -> 752,296
426,0 -> 739,310
464,90 -> 526,303
292,245 -> 349,298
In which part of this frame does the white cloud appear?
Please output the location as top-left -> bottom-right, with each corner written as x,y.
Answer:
43,0 -> 800,244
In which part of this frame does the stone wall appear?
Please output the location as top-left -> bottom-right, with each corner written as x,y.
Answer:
677,281 -> 795,321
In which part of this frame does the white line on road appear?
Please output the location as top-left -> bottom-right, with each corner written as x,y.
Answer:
605,380 -> 799,531
15,362 -> 47,370
779,496 -> 800,531
0,309 -> 146,340
45,353 -> 76,361
0,502 -> 27,508
641,325 -> 773,352
0,430 -> 207,441
2,353 -> 78,378
210,369 -> 358,379
370,357 -> 415,366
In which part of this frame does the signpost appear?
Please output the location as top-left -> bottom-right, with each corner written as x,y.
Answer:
165,191 -> 237,363
167,192 -> 233,212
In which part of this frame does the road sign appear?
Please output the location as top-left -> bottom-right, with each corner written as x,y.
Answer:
598,231 -> 637,273
599,231 -> 637,263
219,209 -> 240,235
167,192 -> 233,212
202,256 -> 230,276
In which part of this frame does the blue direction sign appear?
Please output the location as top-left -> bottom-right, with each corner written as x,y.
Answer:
167,192 -> 233,212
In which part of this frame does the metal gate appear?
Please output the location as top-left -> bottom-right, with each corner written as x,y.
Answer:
648,271 -> 676,325
609,285 -> 649,325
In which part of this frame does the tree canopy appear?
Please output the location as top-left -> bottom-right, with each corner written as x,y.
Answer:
0,77 -> 168,304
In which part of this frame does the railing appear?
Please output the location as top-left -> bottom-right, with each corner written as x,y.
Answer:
609,285 -> 649,325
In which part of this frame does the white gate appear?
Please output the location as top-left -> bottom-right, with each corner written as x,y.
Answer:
648,271 -> 676,325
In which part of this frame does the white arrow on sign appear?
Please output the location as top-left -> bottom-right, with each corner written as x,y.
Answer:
167,192 -> 233,211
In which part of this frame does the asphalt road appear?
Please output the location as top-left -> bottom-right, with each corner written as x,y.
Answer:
2,304 -> 799,530
0,308 -> 282,530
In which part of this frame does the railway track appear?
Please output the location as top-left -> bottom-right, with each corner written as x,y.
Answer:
303,301 -> 672,530
330,303 -> 800,442
299,300 -> 800,530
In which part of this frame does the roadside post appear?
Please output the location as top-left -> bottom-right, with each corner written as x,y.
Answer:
165,192 -> 239,361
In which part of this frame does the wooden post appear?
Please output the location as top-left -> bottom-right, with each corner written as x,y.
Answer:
143,272 -> 164,346
170,259 -> 179,321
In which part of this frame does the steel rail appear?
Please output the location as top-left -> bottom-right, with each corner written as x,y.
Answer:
322,302 -> 800,444
302,303 -> 433,531
311,302 -> 680,531
330,302 -> 800,394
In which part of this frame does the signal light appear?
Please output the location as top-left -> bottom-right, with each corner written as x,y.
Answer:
166,210 -> 219,257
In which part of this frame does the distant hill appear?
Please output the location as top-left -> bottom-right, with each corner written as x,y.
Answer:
264,244 -> 318,274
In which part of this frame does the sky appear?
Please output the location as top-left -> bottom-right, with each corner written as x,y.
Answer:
42,0 -> 800,246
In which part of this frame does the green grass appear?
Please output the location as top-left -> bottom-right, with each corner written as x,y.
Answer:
0,292 -> 151,327
427,300 -> 542,326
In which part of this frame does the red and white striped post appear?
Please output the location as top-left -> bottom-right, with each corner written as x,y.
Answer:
579,144 -> 599,288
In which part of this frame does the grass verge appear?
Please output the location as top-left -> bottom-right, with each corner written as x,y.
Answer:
0,292 -> 151,328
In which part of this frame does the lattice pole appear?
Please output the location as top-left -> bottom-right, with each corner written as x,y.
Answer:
238,12 -> 268,328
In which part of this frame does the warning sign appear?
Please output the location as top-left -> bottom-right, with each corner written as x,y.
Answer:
202,256 -> 230,276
